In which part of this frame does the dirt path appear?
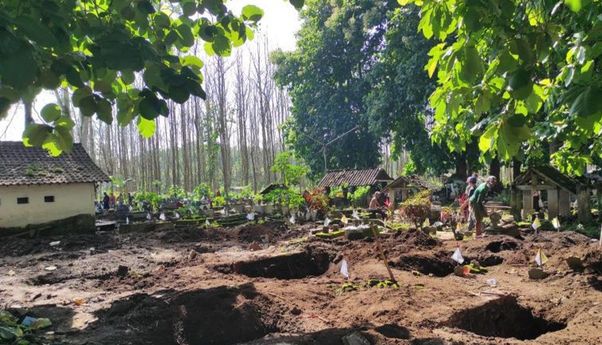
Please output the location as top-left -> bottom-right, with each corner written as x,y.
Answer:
0,223 -> 600,345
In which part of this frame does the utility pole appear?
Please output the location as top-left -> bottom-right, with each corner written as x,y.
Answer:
302,125 -> 359,174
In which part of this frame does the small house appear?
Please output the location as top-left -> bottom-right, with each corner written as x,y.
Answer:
318,168 -> 393,206
0,142 -> 109,230
383,175 -> 434,205
512,166 -> 579,219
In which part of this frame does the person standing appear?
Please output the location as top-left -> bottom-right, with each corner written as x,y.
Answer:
469,176 -> 497,237
464,176 -> 478,229
103,192 -> 110,210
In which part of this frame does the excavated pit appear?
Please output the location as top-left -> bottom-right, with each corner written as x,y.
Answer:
447,296 -> 566,340
394,252 -> 454,277
485,239 -> 519,253
91,285 -> 281,345
218,248 -> 331,279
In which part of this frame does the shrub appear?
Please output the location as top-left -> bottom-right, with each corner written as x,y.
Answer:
399,190 -> 432,229
350,186 -> 370,206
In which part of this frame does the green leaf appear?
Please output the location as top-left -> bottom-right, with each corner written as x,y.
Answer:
0,43 -> 37,89
41,103 -> 62,122
508,68 -> 533,99
212,34 -> 232,57
289,0 -> 305,10
176,24 -> 195,47
138,97 -> 160,119
42,134 -> 63,156
65,67 -> 84,88
55,116 -> 75,130
137,116 -> 156,138
459,45 -> 483,83
96,98 -> 113,124
72,87 -> 92,107
39,69 -> 61,89
78,95 -> 97,116
242,5 -> 264,22
479,125 -> 497,152
569,86 -> 602,118
23,124 -> 51,147
154,12 -> 170,28
564,0 -> 583,12
181,55 -> 204,69
13,16 -> 58,47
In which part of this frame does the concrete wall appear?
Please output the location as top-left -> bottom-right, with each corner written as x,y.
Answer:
0,183 -> 95,228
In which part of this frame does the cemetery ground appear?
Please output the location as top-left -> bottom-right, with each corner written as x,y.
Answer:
0,222 -> 601,345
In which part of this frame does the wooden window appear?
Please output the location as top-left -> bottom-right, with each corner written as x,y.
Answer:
17,197 -> 29,204
44,196 -> 55,203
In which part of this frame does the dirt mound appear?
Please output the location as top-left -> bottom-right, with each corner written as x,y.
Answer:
584,249 -> 602,274
0,233 -> 119,257
217,247 -> 331,279
393,251 -> 454,277
447,296 -> 566,340
92,284 -> 281,345
395,230 -> 440,249
236,223 -> 285,243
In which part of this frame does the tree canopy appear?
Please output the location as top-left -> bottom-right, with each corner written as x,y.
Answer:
272,0 -> 389,176
399,0 -> 602,175
364,5 -> 457,175
0,0 -> 303,155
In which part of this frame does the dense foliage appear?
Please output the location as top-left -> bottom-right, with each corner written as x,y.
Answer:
399,0 -> 602,174
0,0 -> 303,155
399,189 -> 432,229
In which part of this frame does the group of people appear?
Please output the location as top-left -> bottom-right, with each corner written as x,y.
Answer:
101,192 -> 134,210
460,174 -> 497,237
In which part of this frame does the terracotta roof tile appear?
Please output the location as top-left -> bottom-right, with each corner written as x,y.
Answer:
318,168 -> 393,188
0,141 -> 109,186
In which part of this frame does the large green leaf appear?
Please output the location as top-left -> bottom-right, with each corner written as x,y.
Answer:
23,124 -> 51,147
137,116 -> 156,138
242,5 -> 264,22
13,16 -> 59,47
41,103 -> 62,122
569,86 -> 602,118
0,43 -> 37,89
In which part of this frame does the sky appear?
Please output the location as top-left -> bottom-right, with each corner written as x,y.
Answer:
0,0 -> 300,141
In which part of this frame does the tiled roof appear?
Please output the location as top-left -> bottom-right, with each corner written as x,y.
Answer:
384,175 -> 435,191
318,168 -> 393,188
0,141 -> 109,186
514,166 -> 579,194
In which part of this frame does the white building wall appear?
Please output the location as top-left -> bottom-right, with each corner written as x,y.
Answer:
0,183 -> 95,228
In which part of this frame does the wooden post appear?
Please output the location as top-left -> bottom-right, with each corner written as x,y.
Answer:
522,190 -> 533,216
577,186 -> 592,224
547,189 -> 559,220
559,190 -> 570,217
510,188 -> 522,220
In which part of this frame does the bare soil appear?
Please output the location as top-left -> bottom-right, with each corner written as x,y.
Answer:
0,223 -> 601,345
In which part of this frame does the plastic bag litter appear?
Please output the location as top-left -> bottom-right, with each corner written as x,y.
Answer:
352,209 -> 360,220
246,213 -> 255,221
551,217 -> 560,231
324,217 -> 331,226
49,241 -> 61,247
451,247 -> 464,264
289,215 -> 296,224
340,259 -> 349,279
